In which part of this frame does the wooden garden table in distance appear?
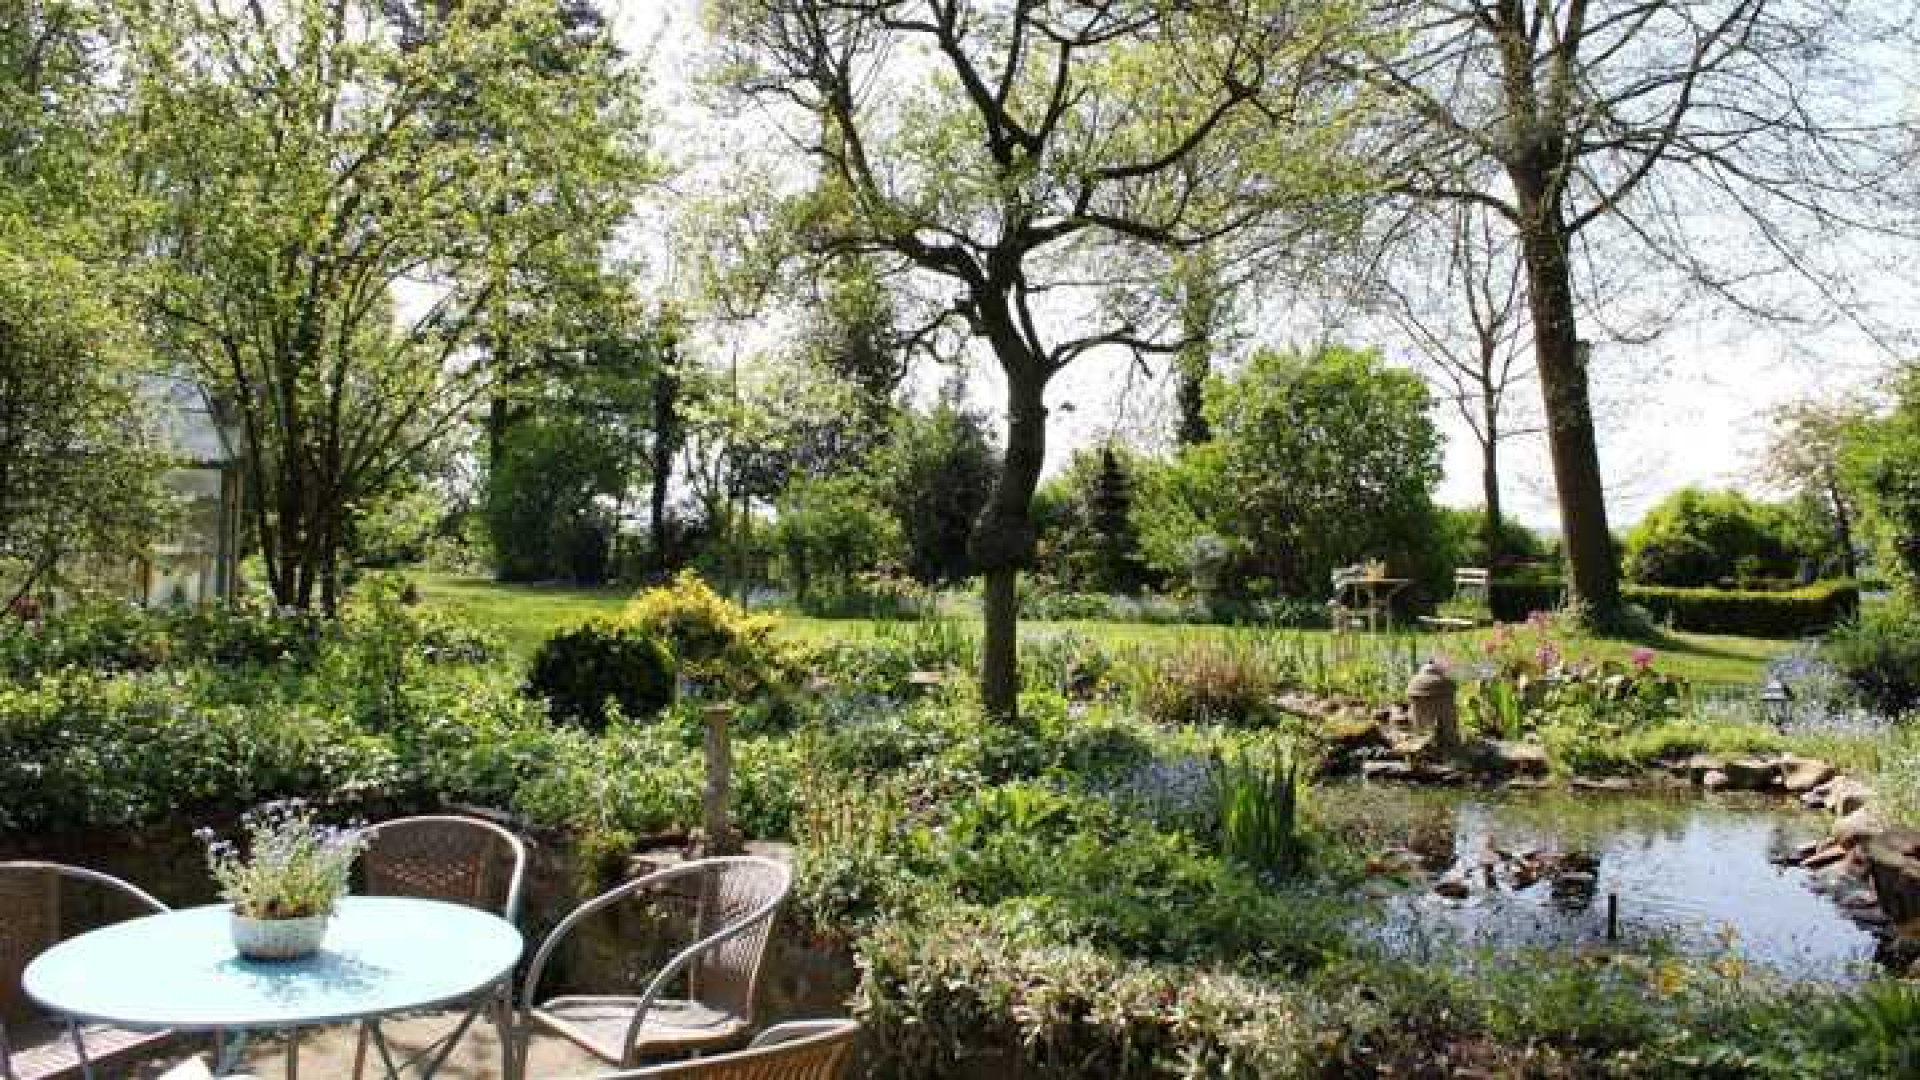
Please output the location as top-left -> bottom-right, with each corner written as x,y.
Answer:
22,897 -> 522,1080
1334,576 -> 1411,632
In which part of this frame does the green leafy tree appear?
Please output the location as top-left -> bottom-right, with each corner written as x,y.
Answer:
1136,345 -> 1445,600
129,0 -> 650,612
1622,488 -> 1815,588
871,397 -> 1000,586
0,218 -> 168,607
487,414 -> 629,584
1,0 -> 167,606
770,473 -> 901,606
484,330 -> 661,582
1041,447 -> 1153,594
1842,368 -> 1920,597
711,0 -> 1375,718
1764,396 -> 1871,581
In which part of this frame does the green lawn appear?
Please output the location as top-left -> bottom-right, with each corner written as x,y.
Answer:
407,571 -> 1793,689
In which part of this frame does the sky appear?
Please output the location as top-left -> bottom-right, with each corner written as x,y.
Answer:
613,1 -> 1909,533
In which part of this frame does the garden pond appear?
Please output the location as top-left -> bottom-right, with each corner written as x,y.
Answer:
1322,782 -> 1883,983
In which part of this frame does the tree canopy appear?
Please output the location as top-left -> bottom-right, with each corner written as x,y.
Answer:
129,0 -> 652,611
1136,344 -> 1445,600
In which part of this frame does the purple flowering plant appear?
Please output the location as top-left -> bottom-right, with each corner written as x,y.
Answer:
1461,611 -> 1689,737
197,800 -> 367,920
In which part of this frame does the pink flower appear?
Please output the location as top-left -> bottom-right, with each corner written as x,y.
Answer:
1526,611 -> 1551,631
1536,643 -> 1561,668
1631,647 -> 1656,672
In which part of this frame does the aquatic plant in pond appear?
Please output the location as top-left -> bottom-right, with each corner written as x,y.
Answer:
1213,742 -> 1309,879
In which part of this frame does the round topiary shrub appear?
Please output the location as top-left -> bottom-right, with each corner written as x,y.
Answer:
527,617 -> 676,730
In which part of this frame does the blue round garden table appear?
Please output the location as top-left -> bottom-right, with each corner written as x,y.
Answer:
23,897 -> 523,1079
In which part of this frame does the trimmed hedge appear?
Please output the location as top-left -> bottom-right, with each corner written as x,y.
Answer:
1490,579 -> 1859,637
1629,580 -> 1859,637
1489,580 -> 1567,622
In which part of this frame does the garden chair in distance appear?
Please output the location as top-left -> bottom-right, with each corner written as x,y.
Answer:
557,1020 -> 857,1080
1418,567 -> 1493,631
519,856 -> 792,1071
1,862 -> 174,1080
350,815 -> 529,1080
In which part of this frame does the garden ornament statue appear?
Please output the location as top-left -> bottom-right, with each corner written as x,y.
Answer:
1759,678 -> 1794,731
1406,661 -> 1459,755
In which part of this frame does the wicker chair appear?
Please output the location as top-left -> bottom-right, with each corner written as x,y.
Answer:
578,1020 -> 857,1080
351,816 -> 528,1080
1,862 -> 171,1080
520,857 -> 792,1070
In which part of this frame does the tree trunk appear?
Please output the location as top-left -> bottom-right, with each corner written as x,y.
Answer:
970,352 -> 1049,722
1175,350 -> 1210,447
1480,398 -> 1503,566
1826,470 -> 1858,579
1512,180 -> 1622,623
649,361 -> 681,574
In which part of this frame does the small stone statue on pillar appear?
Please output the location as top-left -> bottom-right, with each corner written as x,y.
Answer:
1406,661 -> 1459,757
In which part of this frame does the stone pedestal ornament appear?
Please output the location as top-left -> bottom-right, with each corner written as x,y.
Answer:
1406,661 -> 1459,756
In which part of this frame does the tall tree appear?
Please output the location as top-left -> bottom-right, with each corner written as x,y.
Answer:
1763,396 -> 1868,580
1171,252 -> 1230,448
1135,344 -> 1446,599
129,0 -> 650,612
1,0 -> 166,606
1379,203 -> 1537,564
712,0 -> 1372,717
646,313 -> 689,573
1349,0 -> 1916,624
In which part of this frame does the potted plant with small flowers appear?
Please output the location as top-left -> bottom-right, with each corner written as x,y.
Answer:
198,801 -> 367,962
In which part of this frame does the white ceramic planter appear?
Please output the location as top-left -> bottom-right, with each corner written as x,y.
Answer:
230,912 -> 329,961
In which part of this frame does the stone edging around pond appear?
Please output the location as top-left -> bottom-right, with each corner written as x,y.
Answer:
1292,690 -> 1918,965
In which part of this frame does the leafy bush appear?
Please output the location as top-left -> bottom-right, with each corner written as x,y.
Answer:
1014,577 -> 1114,621
0,669 -> 398,832
1624,488 -> 1813,587
625,571 -> 802,699
1464,619 -> 1690,741
1135,641 -> 1286,727
1488,579 -> 1567,622
811,620 -> 976,696
1826,600 -> 1920,715
853,908 -> 1347,1079
526,617 -> 676,730
0,603 -> 331,678
769,474 -> 902,609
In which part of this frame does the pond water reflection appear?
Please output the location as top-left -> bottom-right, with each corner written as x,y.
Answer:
1319,783 -> 1881,982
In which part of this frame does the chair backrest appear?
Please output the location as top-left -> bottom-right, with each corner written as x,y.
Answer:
590,1020 -> 857,1080
359,815 -> 528,922
687,858 -> 790,1021
1454,567 -> 1491,601
0,863 -> 166,1028
522,856 -> 793,1057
